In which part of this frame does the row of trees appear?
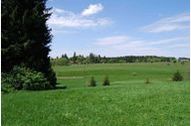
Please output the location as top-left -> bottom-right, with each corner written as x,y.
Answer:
51,52 -> 186,66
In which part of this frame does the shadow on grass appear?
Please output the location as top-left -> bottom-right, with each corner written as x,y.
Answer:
32,83 -> 67,91
28,84 -> 67,92
55,84 -> 67,90
2,83 -> 67,94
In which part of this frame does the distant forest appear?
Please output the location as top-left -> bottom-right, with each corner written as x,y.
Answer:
51,52 -> 190,66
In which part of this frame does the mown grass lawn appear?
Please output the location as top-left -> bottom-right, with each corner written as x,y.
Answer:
2,63 -> 190,126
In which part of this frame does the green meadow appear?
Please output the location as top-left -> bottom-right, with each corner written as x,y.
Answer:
2,63 -> 190,126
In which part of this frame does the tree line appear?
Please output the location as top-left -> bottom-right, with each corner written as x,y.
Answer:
51,52 -> 189,66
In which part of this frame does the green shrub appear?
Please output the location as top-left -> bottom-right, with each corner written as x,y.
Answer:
172,71 -> 183,81
103,76 -> 110,86
2,66 -> 51,91
145,78 -> 150,84
181,61 -> 185,65
88,76 -> 96,87
173,60 -> 177,64
14,66 -> 50,90
132,72 -> 137,76
1,73 -> 15,93
22,72 -> 49,90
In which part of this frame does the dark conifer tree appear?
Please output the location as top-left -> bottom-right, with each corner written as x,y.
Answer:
2,0 -> 56,87
72,52 -> 77,63
61,53 -> 68,60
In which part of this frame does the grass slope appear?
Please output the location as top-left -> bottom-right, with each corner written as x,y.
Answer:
2,63 -> 190,126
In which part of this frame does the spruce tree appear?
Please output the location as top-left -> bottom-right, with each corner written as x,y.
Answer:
72,52 -> 77,63
2,0 -> 56,87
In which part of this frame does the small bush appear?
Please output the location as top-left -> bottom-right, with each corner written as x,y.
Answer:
132,72 -> 137,76
14,66 -> 50,90
145,78 -> 150,84
173,60 -> 177,64
103,76 -> 110,86
88,76 -> 96,87
181,61 -> 185,65
172,71 -> 183,81
2,66 -> 51,91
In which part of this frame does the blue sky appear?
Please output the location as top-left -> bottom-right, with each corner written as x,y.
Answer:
47,0 -> 190,58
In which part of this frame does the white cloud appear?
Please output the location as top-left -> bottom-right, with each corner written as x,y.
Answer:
168,43 -> 190,48
50,34 -> 189,58
95,35 -> 129,45
48,6 -> 111,28
52,29 -> 78,34
141,13 -> 190,33
52,8 -> 75,16
148,37 -> 189,45
94,35 -> 189,57
54,8 -> 65,13
49,14 -> 110,28
81,3 -> 103,16
95,35 -> 189,47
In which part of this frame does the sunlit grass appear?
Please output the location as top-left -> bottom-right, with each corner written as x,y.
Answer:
2,63 -> 190,126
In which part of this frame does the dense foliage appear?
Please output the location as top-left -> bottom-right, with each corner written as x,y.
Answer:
145,78 -> 150,84
2,0 -> 56,88
1,73 -> 14,93
51,57 -> 69,66
172,71 -> 183,81
51,53 -> 188,65
103,76 -> 110,86
88,77 -> 96,87
2,66 -> 51,92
